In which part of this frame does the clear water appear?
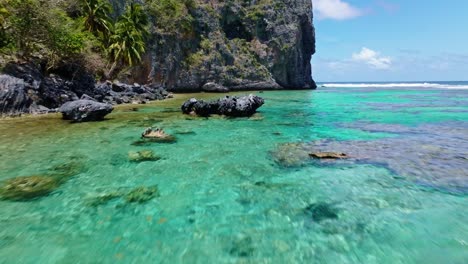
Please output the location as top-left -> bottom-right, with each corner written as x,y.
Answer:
0,87 -> 467,263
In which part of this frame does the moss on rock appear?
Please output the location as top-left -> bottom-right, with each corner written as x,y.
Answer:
0,175 -> 59,201
125,186 -> 159,203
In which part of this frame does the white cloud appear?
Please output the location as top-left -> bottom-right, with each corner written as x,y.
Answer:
314,0 -> 364,20
352,47 -> 392,69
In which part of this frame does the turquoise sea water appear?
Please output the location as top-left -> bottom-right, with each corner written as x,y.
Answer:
0,87 -> 467,263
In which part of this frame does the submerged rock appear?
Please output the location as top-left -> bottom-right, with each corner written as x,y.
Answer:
128,150 -> 161,162
229,235 -> 255,257
125,186 -> 159,203
271,143 -> 312,167
304,202 -> 339,222
273,123 -> 468,194
59,99 -> 113,122
181,95 -> 264,117
86,185 -> 160,206
85,191 -> 124,207
0,176 -> 59,201
49,161 -> 85,179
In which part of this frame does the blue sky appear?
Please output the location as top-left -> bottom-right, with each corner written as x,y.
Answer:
312,0 -> 468,82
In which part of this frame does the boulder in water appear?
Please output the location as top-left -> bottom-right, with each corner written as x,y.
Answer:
59,99 -> 113,122
181,94 -> 264,117
141,127 -> 176,143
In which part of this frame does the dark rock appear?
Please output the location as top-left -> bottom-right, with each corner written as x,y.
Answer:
202,82 -> 230,93
59,99 -> 113,122
181,95 -> 264,117
181,98 -> 199,114
304,202 -> 339,222
2,62 -> 42,85
0,75 -> 34,116
111,81 -> 128,92
80,94 -> 96,101
29,104 -> 53,115
95,82 -> 112,97
309,152 -> 348,159
131,84 -> 147,94
37,76 -> 79,108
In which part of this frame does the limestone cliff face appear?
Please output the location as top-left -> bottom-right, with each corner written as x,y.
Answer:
131,0 -> 316,92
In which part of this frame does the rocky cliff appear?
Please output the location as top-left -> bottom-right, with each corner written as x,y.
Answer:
137,0 -> 316,92
0,0 -> 316,116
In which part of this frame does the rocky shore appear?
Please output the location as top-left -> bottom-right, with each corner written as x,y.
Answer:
0,62 -> 171,117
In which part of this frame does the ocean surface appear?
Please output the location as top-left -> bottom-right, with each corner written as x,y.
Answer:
0,84 -> 467,263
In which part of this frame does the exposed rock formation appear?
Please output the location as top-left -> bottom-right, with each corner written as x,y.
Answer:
59,99 -> 113,122
0,74 -> 34,116
0,62 -> 171,116
182,94 -> 265,117
134,0 -> 316,91
139,127 -> 177,143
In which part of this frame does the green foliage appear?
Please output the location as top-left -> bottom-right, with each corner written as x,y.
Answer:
108,3 -> 148,68
80,0 -> 112,43
47,8 -> 89,67
1,0 -> 87,68
0,4 -> 11,48
145,0 -> 194,34
3,0 -> 49,55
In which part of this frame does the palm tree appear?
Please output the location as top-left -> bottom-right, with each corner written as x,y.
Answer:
106,3 -> 148,76
125,3 -> 149,37
81,0 -> 112,41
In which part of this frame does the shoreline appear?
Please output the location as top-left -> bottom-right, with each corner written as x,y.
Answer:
0,89 -> 312,120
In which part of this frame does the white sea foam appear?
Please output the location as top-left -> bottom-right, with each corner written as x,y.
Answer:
321,83 -> 468,89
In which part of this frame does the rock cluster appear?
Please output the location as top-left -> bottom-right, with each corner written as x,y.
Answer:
0,62 -> 171,117
181,95 -> 265,117
94,81 -> 171,105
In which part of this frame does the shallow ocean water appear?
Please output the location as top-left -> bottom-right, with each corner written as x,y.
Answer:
0,87 -> 467,263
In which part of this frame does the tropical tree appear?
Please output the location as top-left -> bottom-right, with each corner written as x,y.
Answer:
0,4 -> 10,48
124,3 -> 149,37
106,3 -> 148,76
80,0 -> 112,42
3,0 -> 50,56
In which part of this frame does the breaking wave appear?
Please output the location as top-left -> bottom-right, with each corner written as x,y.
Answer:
321,83 -> 468,89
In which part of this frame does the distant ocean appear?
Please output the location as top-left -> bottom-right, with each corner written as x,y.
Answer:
318,81 -> 468,89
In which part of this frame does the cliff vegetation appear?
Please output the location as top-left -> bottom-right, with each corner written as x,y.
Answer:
0,0 -> 315,91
